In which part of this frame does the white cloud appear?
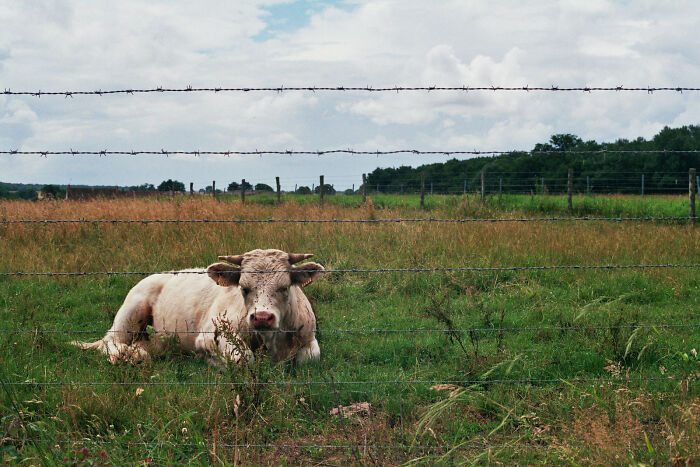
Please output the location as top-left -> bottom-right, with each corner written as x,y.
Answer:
0,0 -> 699,188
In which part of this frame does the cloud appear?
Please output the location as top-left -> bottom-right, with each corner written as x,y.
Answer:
0,0 -> 699,188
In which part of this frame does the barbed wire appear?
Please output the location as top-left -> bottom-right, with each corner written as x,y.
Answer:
4,376 -> 690,387
18,438 -> 526,452
1,323 -> 697,335
0,216 -> 694,225
4,148 -> 700,156
3,85 -> 700,97
1,264 -> 698,277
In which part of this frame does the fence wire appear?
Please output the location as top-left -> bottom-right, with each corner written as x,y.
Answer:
16,438 -> 526,452
4,376 -> 690,387
4,85 -> 700,97
1,263 -> 698,277
4,148 -> 700,156
1,323 -> 698,335
0,216 -> 694,224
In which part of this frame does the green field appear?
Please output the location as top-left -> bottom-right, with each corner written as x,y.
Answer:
0,194 -> 698,465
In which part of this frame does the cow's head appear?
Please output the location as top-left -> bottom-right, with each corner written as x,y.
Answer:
206,249 -> 324,331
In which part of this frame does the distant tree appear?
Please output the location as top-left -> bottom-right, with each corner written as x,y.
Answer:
41,185 -> 65,199
255,183 -> 274,192
18,188 -> 37,200
343,188 -> 355,195
314,184 -> 336,194
157,179 -> 185,192
205,185 -> 213,193
296,185 -> 311,194
229,181 -> 253,191
131,183 -> 155,191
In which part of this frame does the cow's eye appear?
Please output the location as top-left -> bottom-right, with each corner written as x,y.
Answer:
241,287 -> 251,296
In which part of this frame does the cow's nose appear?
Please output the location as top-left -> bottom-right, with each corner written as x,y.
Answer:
250,312 -> 275,328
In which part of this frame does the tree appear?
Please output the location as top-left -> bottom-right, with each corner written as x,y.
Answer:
157,179 -> 185,192
130,183 -> 155,191
296,185 -> 311,194
228,181 -> 252,191
314,184 -> 336,194
41,185 -> 65,199
255,183 -> 274,192
18,188 -> 37,200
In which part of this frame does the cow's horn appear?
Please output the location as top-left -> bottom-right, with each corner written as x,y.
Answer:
288,253 -> 313,264
218,255 -> 244,265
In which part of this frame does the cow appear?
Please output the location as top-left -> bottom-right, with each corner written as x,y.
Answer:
73,249 -> 325,366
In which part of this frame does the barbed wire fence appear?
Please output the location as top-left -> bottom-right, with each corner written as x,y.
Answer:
4,85 -> 700,97
1,85 -> 699,460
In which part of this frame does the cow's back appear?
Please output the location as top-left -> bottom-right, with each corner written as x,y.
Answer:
150,269 -> 243,349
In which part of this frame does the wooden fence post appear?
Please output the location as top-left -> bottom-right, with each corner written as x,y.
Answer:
65,184 -> 70,200
463,180 -> 466,195
276,176 -> 281,203
420,172 -> 425,209
567,168 -> 573,215
212,180 -> 216,199
319,175 -> 324,206
481,171 -> 485,201
362,174 -> 367,204
641,174 -> 645,198
241,179 -> 246,203
690,168 -> 696,224
189,182 -> 193,196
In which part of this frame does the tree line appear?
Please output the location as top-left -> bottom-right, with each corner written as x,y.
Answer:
366,125 -> 700,194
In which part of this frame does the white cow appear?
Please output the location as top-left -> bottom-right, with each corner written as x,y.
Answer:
74,249 -> 324,365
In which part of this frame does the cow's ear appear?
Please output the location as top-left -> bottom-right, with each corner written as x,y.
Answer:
206,262 -> 241,287
290,262 -> 325,287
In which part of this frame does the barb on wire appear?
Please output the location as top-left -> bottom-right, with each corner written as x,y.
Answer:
3,85 -> 700,97
1,323 -> 697,335
4,148 -> 700,156
1,263 -> 699,277
4,376 -> 690,387
0,216 -> 693,225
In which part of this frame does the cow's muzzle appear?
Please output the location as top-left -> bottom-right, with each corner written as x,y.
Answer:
250,312 -> 275,329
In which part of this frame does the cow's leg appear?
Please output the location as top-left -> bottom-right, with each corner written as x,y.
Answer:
294,338 -> 320,364
73,289 -> 153,364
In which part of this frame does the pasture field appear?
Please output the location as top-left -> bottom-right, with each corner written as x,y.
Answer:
0,194 -> 698,465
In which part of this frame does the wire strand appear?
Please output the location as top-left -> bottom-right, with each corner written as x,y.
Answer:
1,323 -> 697,335
4,376 -> 689,387
0,216 -> 693,224
1,264 -> 698,277
3,85 -> 700,97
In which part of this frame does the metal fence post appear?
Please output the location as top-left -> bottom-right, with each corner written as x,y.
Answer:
430,182 -> 433,195
567,168 -> 573,215
362,174 -> 367,204
420,172 -> 425,209
276,176 -> 281,203
241,179 -> 245,203
586,176 -> 590,195
320,175 -> 324,206
481,171 -> 485,201
541,176 -> 544,195
642,174 -> 645,198
499,177 -> 503,195
463,179 -> 466,195
690,168 -> 697,224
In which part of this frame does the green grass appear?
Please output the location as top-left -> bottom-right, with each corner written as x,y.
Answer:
0,194 -> 698,465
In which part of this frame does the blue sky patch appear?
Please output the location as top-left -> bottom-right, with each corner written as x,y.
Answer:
254,0 -> 353,42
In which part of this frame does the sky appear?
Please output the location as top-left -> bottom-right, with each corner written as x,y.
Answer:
1,0 -> 699,190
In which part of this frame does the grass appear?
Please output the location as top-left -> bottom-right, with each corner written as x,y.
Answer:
0,193 -> 698,465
